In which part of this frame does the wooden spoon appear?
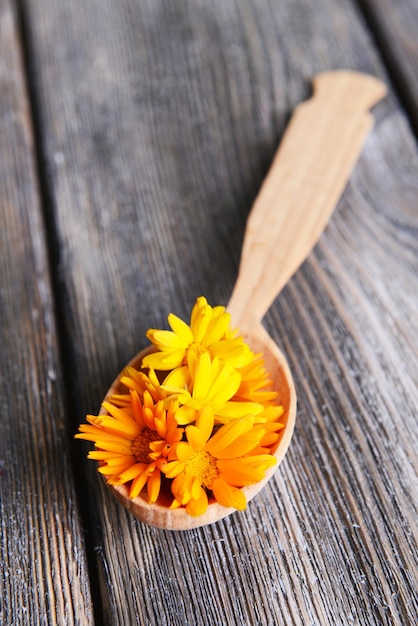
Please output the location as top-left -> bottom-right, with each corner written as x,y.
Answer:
101,71 -> 386,530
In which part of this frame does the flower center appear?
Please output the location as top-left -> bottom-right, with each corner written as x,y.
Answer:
131,428 -> 156,463
185,450 -> 218,488
185,342 -> 208,364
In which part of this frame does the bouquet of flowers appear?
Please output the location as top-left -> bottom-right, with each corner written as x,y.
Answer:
76,297 -> 284,517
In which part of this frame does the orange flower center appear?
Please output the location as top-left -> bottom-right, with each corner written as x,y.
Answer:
185,450 -> 218,489
131,428 -> 156,463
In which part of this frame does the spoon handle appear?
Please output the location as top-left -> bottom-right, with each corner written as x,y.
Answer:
227,70 -> 386,328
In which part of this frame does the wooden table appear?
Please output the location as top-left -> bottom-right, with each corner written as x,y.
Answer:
1,1 -> 417,624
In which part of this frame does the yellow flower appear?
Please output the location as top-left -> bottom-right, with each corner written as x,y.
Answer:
75,388 -> 182,502
142,296 -> 252,373
163,352 -> 265,425
162,407 -> 277,516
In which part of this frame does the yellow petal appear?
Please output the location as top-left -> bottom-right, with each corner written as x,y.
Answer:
191,476 -> 202,500
172,473 -> 194,505
162,460 -> 184,478
190,296 -> 208,330
214,401 -> 264,424
175,405 -> 198,425
147,329 -> 187,349
202,311 -> 230,345
176,442 -> 194,462
206,365 -> 241,404
142,349 -> 186,371
195,405 -> 214,443
186,425 -> 206,451
168,313 -> 194,344
193,352 -> 212,398
162,365 -> 191,389
191,303 -> 211,343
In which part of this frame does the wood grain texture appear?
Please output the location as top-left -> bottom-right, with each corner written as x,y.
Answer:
20,0 -> 418,624
358,0 -> 418,135
0,3 -> 93,625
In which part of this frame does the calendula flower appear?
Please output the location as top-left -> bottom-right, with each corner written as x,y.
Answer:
234,356 -> 279,405
75,388 -> 182,502
163,352 -> 265,425
108,366 -> 169,409
76,296 -> 287,518
142,296 -> 253,373
163,407 -> 277,516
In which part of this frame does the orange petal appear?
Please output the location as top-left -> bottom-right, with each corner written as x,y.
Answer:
186,488 -> 208,517
213,426 -> 265,459
147,469 -> 161,503
205,416 -> 254,456
162,460 -> 184,478
129,471 -> 149,498
216,455 -> 276,486
212,477 -> 246,510
119,463 -> 148,483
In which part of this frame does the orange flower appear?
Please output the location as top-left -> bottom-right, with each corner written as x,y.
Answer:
162,407 -> 276,516
75,388 -> 182,502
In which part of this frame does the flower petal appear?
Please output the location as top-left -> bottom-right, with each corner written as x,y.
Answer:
195,405 -> 214,443
193,352 -> 212,398
202,311 -> 230,345
176,442 -> 195,463
212,477 -> 247,510
186,425 -> 206,452
213,426 -> 266,459
162,460 -> 184,478
162,366 -> 191,389
186,488 -> 208,517
216,455 -> 276,486
205,416 -> 254,456
147,329 -> 187,349
142,349 -> 186,371
119,463 -> 148,483
129,471 -> 149,498
168,313 -> 194,344
147,469 -> 161,503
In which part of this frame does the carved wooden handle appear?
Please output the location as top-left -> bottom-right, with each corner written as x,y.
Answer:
227,71 -> 386,327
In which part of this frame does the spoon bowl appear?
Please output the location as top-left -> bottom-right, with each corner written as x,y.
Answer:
99,71 -> 386,529
102,329 -> 296,530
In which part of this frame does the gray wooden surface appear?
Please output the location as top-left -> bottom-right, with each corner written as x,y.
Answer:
1,0 -> 417,624
0,2 -> 93,624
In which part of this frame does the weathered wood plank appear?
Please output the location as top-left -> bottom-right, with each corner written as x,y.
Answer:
358,0 -> 418,135
0,3 -> 93,625
21,0 -> 418,624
